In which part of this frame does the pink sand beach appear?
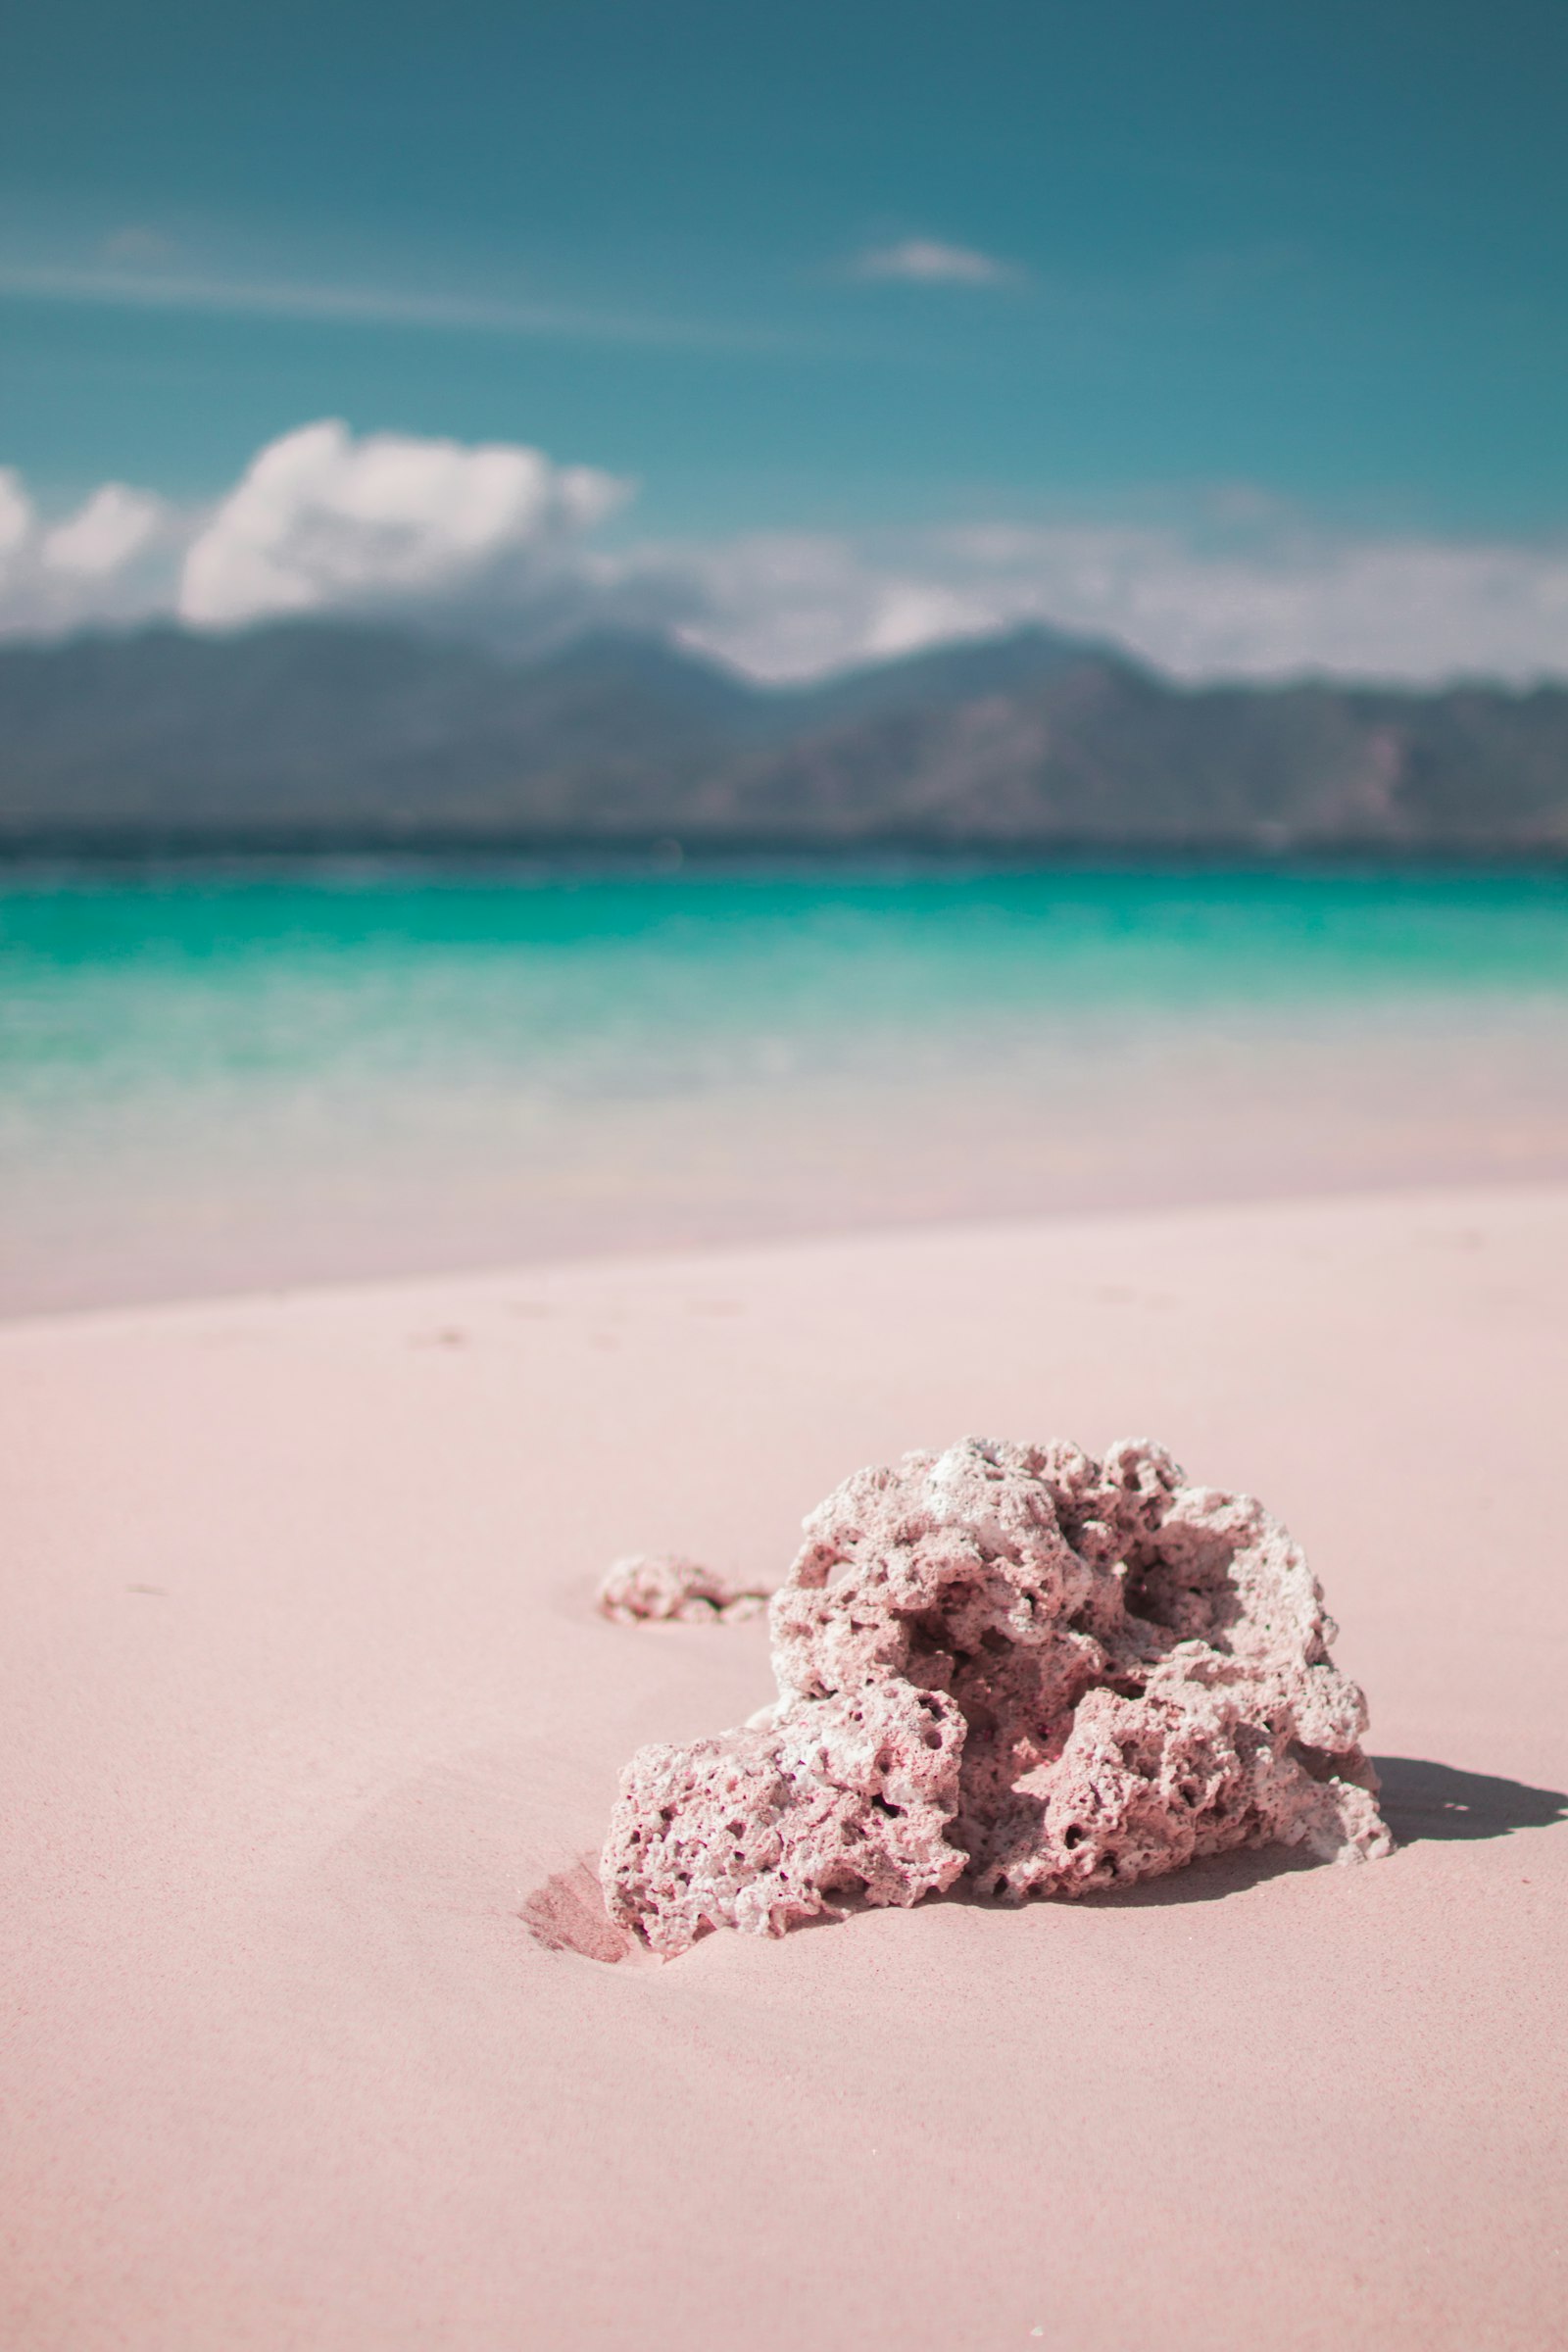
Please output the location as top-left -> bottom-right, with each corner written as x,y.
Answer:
3,1181 -> 1564,2350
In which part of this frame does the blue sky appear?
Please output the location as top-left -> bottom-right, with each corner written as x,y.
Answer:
2,1 -> 1567,676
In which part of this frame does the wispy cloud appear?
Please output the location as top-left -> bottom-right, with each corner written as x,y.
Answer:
852,238 -> 1020,287
100,225 -> 179,269
0,262 -> 789,352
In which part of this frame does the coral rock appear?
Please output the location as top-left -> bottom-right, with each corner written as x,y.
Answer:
604,1680 -> 966,1960
601,1438 -> 1393,1954
596,1553 -> 770,1625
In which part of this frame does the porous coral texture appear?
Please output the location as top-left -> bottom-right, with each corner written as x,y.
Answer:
596,1553 -> 770,1625
601,1439 -> 1393,1956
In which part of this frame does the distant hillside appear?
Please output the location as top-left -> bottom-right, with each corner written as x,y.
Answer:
1,619 -> 1565,855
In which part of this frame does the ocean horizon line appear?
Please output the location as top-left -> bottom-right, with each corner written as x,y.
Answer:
3,833 -> 1567,881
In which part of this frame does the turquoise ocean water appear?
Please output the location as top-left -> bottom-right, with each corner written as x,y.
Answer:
3,864 -> 1567,1311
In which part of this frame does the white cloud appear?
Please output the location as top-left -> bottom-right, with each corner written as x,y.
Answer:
0,466 -> 32,556
853,238 -> 1018,286
0,421 -> 627,641
662,520 -> 1568,685
648,533 -> 990,678
0,475 -> 177,634
178,419 -> 627,628
43,484 -> 166,577
1,422 -> 1567,688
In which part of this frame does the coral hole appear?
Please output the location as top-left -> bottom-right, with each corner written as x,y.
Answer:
1123,1533 -> 1244,1645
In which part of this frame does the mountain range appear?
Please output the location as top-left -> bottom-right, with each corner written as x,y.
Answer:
1,618 -> 1565,856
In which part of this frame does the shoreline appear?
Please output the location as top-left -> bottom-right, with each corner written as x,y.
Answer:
6,838 -> 1568,872
7,1161 -> 1568,1327
7,860 -> 1565,1319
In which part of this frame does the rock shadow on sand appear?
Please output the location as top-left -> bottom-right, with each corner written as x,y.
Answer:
1369,1756 -> 1567,1845
953,1757 -> 1568,1912
952,1840 -> 1319,1912
526,1760 -> 1568,1961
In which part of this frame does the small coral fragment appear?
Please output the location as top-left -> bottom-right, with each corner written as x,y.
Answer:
601,1439 -> 1393,1955
596,1553 -> 770,1625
